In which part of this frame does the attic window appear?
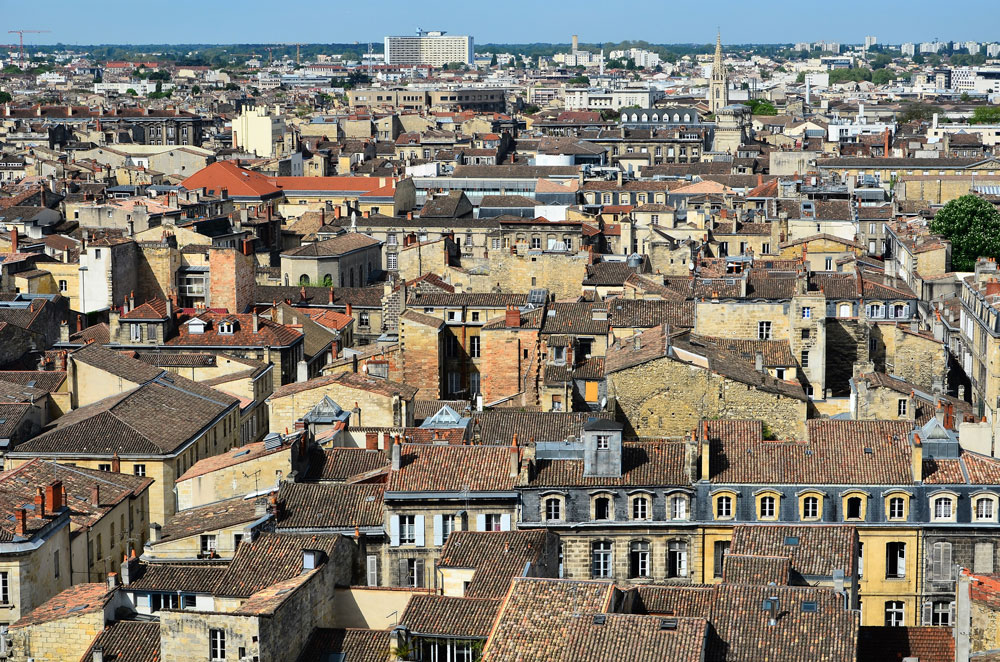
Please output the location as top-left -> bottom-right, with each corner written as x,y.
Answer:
784,536 -> 800,546
801,601 -> 818,613
218,321 -> 235,335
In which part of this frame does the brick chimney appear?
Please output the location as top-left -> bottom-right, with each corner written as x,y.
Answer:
34,487 -> 46,517
46,481 -> 63,512
15,508 -> 27,536
506,305 -> 521,328
92,483 -> 101,507
111,454 -> 120,473
10,227 -> 18,254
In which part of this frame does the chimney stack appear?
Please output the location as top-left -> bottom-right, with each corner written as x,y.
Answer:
35,487 -> 46,517
46,481 -> 63,512
505,305 -> 521,328
111,454 -> 120,473
10,227 -> 18,254
15,508 -> 27,536
91,483 -> 101,507
755,352 -> 764,373
391,435 -> 401,471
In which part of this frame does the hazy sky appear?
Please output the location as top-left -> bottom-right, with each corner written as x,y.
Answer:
6,0 -> 1000,45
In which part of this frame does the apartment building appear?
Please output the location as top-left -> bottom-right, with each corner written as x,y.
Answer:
384,31 -> 474,66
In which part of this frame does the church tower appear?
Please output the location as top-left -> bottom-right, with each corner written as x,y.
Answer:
709,31 -> 729,114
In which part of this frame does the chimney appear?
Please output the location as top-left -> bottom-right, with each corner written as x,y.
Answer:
107,572 -> 118,591
297,359 -> 309,383
406,211 -> 413,221
509,438 -> 520,478
755,352 -> 764,373
15,508 -> 27,536
91,483 -> 101,507
334,206 -> 341,220
46,481 -> 63,512
757,173 -> 763,188
10,227 -> 17,254
111,454 -> 120,473
700,421 -> 711,481
911,432 -> 923,482
505,305 -> 521,328
252,310 -> 260,334
149,523 -> 162,543
346,303 -> 353,317
391,435 -> 401,470
386,433 -> 395,462
35,487 -> 46,517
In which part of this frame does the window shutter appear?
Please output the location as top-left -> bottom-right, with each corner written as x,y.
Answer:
397,558 -> 408,587
942,542 -> 953,580
888,305 -> 895,319
950,601 -> 956,626
366,555 -> 379,586
903,304 -> 910,317
931,542 -> 942,580
476,514 -> 486,531
415,559 -> 425,588
389,515 -> 400,547
500,514 -> 511,531
433,514 -> 444,547
898,544 -> 906,577
921,600 -> 933,626
414,515 -> 425,547
679,547 -> 688,577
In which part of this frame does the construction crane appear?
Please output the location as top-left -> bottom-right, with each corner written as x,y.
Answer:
263,46 -> 274,66
279,43 -> 303,66
8,30 -> 50,69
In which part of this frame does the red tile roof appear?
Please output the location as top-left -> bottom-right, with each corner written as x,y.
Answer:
180,161 -> 281,199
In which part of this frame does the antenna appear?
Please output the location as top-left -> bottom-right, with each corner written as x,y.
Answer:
242,469 -> 261,495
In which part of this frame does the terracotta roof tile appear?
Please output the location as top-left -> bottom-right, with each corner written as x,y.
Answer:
438,530 -> 555,599
401,595 -> 500,638
80,620 -> 161,662
276,482 -> 384,529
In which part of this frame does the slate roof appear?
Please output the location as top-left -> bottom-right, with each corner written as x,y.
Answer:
10,373 -> 238,457
705,419 -> 913,484
386,444 -> 517,493
529,441 -> 690,488
157,496 -> 262,543
276,482 -> 384,529
80,620 -> 161,662
481,578 -> 614,662
438,530 -> 554,599
401,595 -> 501,638
297,628 -> 390,662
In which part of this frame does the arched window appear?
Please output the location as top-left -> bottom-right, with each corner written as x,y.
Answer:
759,495 -> 777,519
631,113 -> 638,122
594,496 -> 611,520
802,496 -> 819,519
716,495 -> 733,519
629,541 -> 650,578
298,274 -> 310,286
670,495 -> 688,520
544,497 -> 562,521
846,496 -> 863,520
888,496 -> 906,520
673,113 -> 680,122
684,113 -> 691,122
839,303 -> 852,318
641,113 -> 648,122
932,495 -> 955,521
974,495 -> 997,521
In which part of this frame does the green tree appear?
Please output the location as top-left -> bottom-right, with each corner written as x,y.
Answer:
523,104 -> 541,115
970,106 -> 1000,124
960,92 -> 971,102
126,88 -> 138,96
224,82 -> 240,91
898,102 -> 941,123
871,69 -> 893,85
930,194 -> 1000,271
743,98 -> 777,115
567,75 -> 589,86
490,53 -> 497,67
0,91 -> 11,104
191,84 -> 201,95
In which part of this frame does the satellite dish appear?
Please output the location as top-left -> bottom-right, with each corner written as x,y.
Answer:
688,262 -> 695,270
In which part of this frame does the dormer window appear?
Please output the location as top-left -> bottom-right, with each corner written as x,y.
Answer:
596,435 -> 610,450
187,319 -> 207,335
218,321 -> 235,335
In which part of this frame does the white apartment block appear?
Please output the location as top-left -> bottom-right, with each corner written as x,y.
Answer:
608,48 -> 661,69
564,86 -> 661,111
384,31 -> 474,67
901,43 -> 916,57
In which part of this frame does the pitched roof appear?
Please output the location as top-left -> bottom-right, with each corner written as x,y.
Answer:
857,626 -> 955,662
306,447 -> 389,481
70,344 -> 163,384
180,161 -> 281,198
167,311 -> 302,348
297,629 -> 390,662
276,482 -> 384,529
729,525 -> 858,577
482,578 -> 614,662
157,496 -> 262,543
269,370 -> 418,401
561,613 -> 708,662
178,436 -> 291,482
473,411 -> 612,445
10,583 -> 113,629
387,444 -> 517,493
11,373 -> 238,456
721,555 -> 792,585
438,530 -> 554,599
529,441 -> 690,488
401,595 -> 500,638
212,531 -> 342,598
123,563 -> 227,593
282,232 -> 381,257
80,621 -> 161,662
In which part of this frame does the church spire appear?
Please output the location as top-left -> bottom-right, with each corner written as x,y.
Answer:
708,30 -> 729,113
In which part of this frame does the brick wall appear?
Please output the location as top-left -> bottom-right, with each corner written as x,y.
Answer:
480,327 -> 540,405
209,247 -> 256,314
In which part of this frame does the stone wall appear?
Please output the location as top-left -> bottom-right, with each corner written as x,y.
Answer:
137,240 -> 180,302
608,356 -> 807,440
879,325 -> 948,393
826,318 -> 869,397
399,316 -> 442,400
480,326 -> 540,405
489,250 -> 589,301
209,247 -> 257,314
8,607 -> 105,662
558,531 -> 702,585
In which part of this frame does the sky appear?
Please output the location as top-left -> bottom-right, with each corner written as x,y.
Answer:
5,0 -> 1000,46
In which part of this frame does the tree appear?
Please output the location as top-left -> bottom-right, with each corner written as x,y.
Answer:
871,69 -> 893,86
567,75 -> 589,86
191,84 -> 201,95
224,82 -> 240,91
960,92 -> 971,102
523,104 -> 541,115
0,91 -> 10,104
898,102 -> 941,123
970,106 -> 1000,125
490,53 -> 497,67
743,98 -> 777,115
930,194 -> 1000,271
126,88 -> 138,96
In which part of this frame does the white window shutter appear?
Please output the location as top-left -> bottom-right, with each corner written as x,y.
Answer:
366,555 -> 379,586
389,515 -> 400,547
921,600 -> 933,626
476,514 -> 486,531
433,514 -> 444,547
500,514 -> 511,531
414,515 -> 425,547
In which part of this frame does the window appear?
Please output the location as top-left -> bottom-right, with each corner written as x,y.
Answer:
54,550 -> 59,578
667,540 -> 688,578
133,464 -> 146,477
200,535 -> 217,555
387,252 -> 398,270
592,541 -> 613,578
716,495 -> 733,519
801,307 -> 812,319
929,600 -> 953,626
98,463 -> 112,472
530,236 -> 541,249
758,321 -> 772,340
447,372 -> 461,395
59,279 -> 67,292
898,399 -> 908,416
976,497 -> 996,521
930,541 -> 953,581
858,542 -> 864,578
839,303 -> 851,318
387,233 -> 398,246
471,312 -> 480,322
359,311 -> 370,327
825,257 -> 833,270
130,324 -> 142,342
404,559 -> 424,587
484,514 -> 503,531
933,496 -> 954,520
209,629 -> 226,660
596,435 -> 610,450
845,496 -> 863,520
544,497 -> 562,521
470,336 -> 481,358
440,515 -> 455,542
888,496 -> 906,520
885,601 -> 905,627
594,497 -> 611,521
0,571 -> 8,604
713,540 -> 730,578
802,496 -> 819,520
632,496 -> 650,520
801,328 -> 810,339
671,495 -> 687,520
400,515 -> 416,544
233,534 -> 243,549
800,350 -> 809,368
367,554 -> 379,586
629,541 -> 650,578
759,495 -> 776,520
886,542 -> 906,578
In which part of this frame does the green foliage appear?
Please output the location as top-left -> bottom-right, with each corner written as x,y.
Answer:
147,69 -> 171,81
828,67 -> 873,84
870,53 -> 892,70
742,98 -> 777,115
871,69 -> 894,86
567,75 -> 589,86
796,72 -> 806,84
970,106 -> 1000,125
320,275 -> 334,287
761,422 -> 777,441
912,53 -> 925,65
960,92 -> 971,102
191,85 -> 201,95
898,102 -> 941,123
224,82 -> 240,91
490,53 -> 497,67
523,104 -> 541,115
125,88 -> 138,96
0,91 -> 11,104
930,194 -> 1000,272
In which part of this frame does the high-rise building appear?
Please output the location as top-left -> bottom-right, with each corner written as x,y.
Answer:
864,35 -> 878,50
384,30 -> 474,67
708,31 -> 729,114
901,43 -> 916,57
988,43 -> 1000,58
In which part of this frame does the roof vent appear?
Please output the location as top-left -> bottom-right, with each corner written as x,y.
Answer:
592,614 -> 606,625
863,447 -> 874,454
659,618 -> 678,630
784,536 -> 800,546
801,601 -> 818,613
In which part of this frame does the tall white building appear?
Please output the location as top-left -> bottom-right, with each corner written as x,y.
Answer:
901,43 -> 916,57
384,30 -> 474,67
864,35 -> 878,50
988,43 -> 1000,58
608,48 -> 661,69
963,41 -> 981,55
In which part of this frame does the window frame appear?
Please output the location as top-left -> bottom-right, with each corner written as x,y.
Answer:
973,492 -> 999,522
591,540 -> 613,579
712,490 -> 736,521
